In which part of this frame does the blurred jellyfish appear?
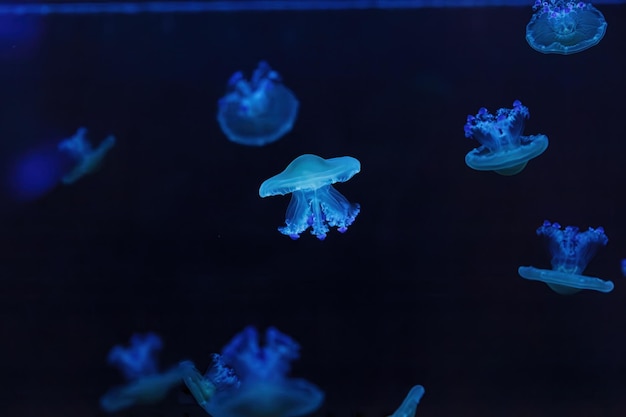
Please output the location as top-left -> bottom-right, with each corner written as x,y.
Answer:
518,220 -> 613,295
58,127 -> 115,184
5,141 -> 70,202
217,61 -> 299,146
182,326 -> 324,417
100,333 -> 190,412
464,100 -> 548,175
526,1 -> 607,55
621,259 -> 626,276
259,154 -> 361,240
389,385 -> 425,417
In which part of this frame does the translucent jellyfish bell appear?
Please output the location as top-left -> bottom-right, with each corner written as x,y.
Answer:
182,326 -> 324,417
217,61 -> 299,146
518,220 -> 613,295
526,1 -> 607,55
259,154 -> 361,240
100,333 -> 189,413
464,100 -> 548,175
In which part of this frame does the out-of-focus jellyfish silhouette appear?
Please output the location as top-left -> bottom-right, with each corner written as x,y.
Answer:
100,333 -> 190,412
621,259 -> 626,276
259,154 -> 361,240
526,0 -> 607,55
217,61 -> 299,146
5,141 -> 69,202
518,220 -> 613,295
182,326 -> 324,417
464,100 -> 548,175
389,385 -> 425,417
57,127 -> 115,184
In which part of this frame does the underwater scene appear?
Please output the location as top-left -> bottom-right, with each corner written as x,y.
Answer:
1,0 -> 626,416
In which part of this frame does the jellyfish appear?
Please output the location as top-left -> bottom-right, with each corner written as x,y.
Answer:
518,220 -> 613,295
525,1 -> 607,55
182,326 -> 324,417
259,154 -> 361,240
57,127 -> 116,184
100,333 -> 189,412
217,61 -> 299,146
389,385 -> 426,417
621,259 -> 626,276
464,100 -> 548,175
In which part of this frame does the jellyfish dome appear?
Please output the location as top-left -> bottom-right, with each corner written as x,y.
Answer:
100,333 -> 188,412
518,220 -> 613,295
182,327 -> 324,417
217,61 -> 299,146
526,1 -> 607,55
464,100 -> 548,175
259,154 -> 361,240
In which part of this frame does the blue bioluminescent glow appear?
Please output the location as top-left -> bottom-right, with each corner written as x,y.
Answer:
260,154 -> 361,240
518,220 -> 613,295
0,0 -> 623,15
182,326 -> 324,417
464,100 -> 548,176
101,333 -> 190,413
218,61 -> 298,147
526,1 -> 608,55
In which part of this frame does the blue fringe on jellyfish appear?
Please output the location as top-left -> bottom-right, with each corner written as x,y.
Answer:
526,1 -> 607,55
180,326 -> 324,417
259,154 -> 361,240
518,220 -> 614,295
464,100 -> 548,176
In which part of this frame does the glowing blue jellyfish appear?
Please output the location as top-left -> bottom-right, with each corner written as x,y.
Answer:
259,154 -> 361,240
217,61 -> 299,146
621,259 -> 626,276
182,326 -> 324,417
390,386 -> 426,417
100,333 -> 190,412
464,100 -> 548,175
526,1 -> 607,55
518,220 -> 613,295
57,127 -> 116,184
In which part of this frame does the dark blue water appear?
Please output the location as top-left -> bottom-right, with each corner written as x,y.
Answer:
0,4 -> 625,417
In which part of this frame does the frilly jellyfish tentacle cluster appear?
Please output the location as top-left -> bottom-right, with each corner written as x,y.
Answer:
526,0 -> 607,54
182,326 -> 324,417
100,333 -> 190,413
464,100 -> 549,175
260,154 -> 361,240
518,220 -> 614,295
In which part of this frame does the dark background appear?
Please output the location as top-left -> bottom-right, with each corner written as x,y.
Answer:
1,3 -> 626,417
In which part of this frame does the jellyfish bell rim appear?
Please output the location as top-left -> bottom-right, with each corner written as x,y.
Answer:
100,367 -> 188,412
518,265 -> 614,294
465,134 -> 548,172
259,154 -> 361,197
525,4 -> 607,55
208,377 -> 324,417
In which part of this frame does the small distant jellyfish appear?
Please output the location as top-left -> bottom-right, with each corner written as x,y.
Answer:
57,127 -> 115,184
526,1 -> 607,55
464,100 -> 548,176
217,61 -> 299,146
518,220 -> 614,295
100,333 -> 190,412
259,154 -> 361,240
181,326 -> 324,417
389,385 -> 425,417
